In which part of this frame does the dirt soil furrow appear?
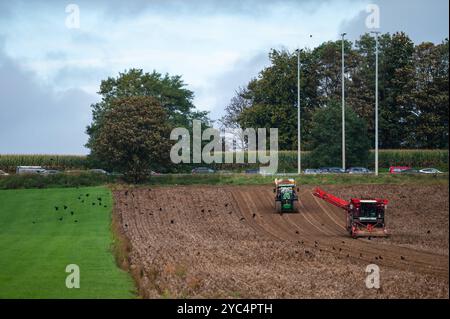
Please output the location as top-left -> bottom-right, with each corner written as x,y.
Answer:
114,184 -> 449,298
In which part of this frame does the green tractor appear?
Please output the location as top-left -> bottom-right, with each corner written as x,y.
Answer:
274,178 -> 299,213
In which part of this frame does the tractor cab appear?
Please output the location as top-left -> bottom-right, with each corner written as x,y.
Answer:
350,199 -> 386,222
274,179 -> 299,213
348,198 -> 388,237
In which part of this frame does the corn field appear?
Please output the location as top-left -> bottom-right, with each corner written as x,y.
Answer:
0,150 -> 447,173
0,154 -> 88,172
205,150 -> 448,172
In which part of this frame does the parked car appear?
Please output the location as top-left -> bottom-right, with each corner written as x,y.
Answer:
89,169 -> 110,175
16,166 -> 46,174
191,167 -> 215,174
150,171 -> 162,176
419,168 -> 443,174
217,170 -> 233,175
304,169 -> 320,174
399,168 -> 420,174
389,166 -> 411,174
0,170 -> 9,176
347,167 -> 371,174
322,167 -> 345,174
244,168 -> 260,174
43,169 -> 61,175
109,172 -> 124,176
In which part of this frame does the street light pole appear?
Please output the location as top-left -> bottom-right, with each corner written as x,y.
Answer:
341,33 -> 346,172
371,31 -> 380,176
297,48 -> 301,175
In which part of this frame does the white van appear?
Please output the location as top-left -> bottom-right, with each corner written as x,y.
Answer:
16,166 -> 47,175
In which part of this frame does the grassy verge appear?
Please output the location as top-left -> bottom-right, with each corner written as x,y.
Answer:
0,187 -> 135,298
0,173 -> 115,190
0,172 -> 447,191
145,173 -> 449,186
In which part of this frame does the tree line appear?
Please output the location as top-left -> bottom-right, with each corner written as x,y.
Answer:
85,32 -> 448,180
220,32 -> 449,151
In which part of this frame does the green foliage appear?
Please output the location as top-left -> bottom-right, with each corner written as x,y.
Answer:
1,149 -> 447,177
90,96 -> 172,183
239,104 -> 298,149
0,154 -> 89,173
224,33 -> 448,150
86,68 -> 210,150
0,172 -> 114,190
308,102 -> 370,167
146,172 -> 448,186
0,187 -> 135,298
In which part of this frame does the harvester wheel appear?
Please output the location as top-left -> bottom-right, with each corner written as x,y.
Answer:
351,226 -> 358,239
293,201 -> 300,213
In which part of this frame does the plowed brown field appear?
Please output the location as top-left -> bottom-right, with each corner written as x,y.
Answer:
114,184 -> 449,298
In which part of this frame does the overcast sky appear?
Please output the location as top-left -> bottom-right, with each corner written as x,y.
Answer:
0,0 -> 448,154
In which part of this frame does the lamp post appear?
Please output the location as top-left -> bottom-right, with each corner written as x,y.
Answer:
341,32 -> 346,171
297,48 -> 301,175
371,31 -> 380,176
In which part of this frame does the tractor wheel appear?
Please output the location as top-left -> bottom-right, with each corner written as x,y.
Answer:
275,201 -> 281,214
293,201 -> 300,213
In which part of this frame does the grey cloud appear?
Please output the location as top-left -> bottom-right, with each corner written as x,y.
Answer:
339,0 -> 449,43
53,64 -> 110,90
0,49 -> 98,154
70,31 -> 107,45
200,51 -> 269,121
44,50 -> 67,60
0,0 -> 326,22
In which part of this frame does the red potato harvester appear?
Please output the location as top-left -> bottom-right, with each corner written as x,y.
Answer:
313,187 -> 389,238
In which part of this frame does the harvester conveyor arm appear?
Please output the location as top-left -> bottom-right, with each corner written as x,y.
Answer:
313,187 -> 349,210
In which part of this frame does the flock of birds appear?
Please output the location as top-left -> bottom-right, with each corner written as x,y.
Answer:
31,192 -> 108,225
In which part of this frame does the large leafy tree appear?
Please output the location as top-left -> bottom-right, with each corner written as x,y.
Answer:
405,39 -> 449,148
309,101 -> 370,168
90,96 -> 171,183
230,49 -> 322,150
86,69 -> 209,149
378,32 -> 415,148
222,32 -> 448,150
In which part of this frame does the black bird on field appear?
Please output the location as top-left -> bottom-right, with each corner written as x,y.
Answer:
54,206 -> 59,211
70,211 -> 74,215
59,217 -> 63,221
63,205 -> 68,210
86,194 -> 89,197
